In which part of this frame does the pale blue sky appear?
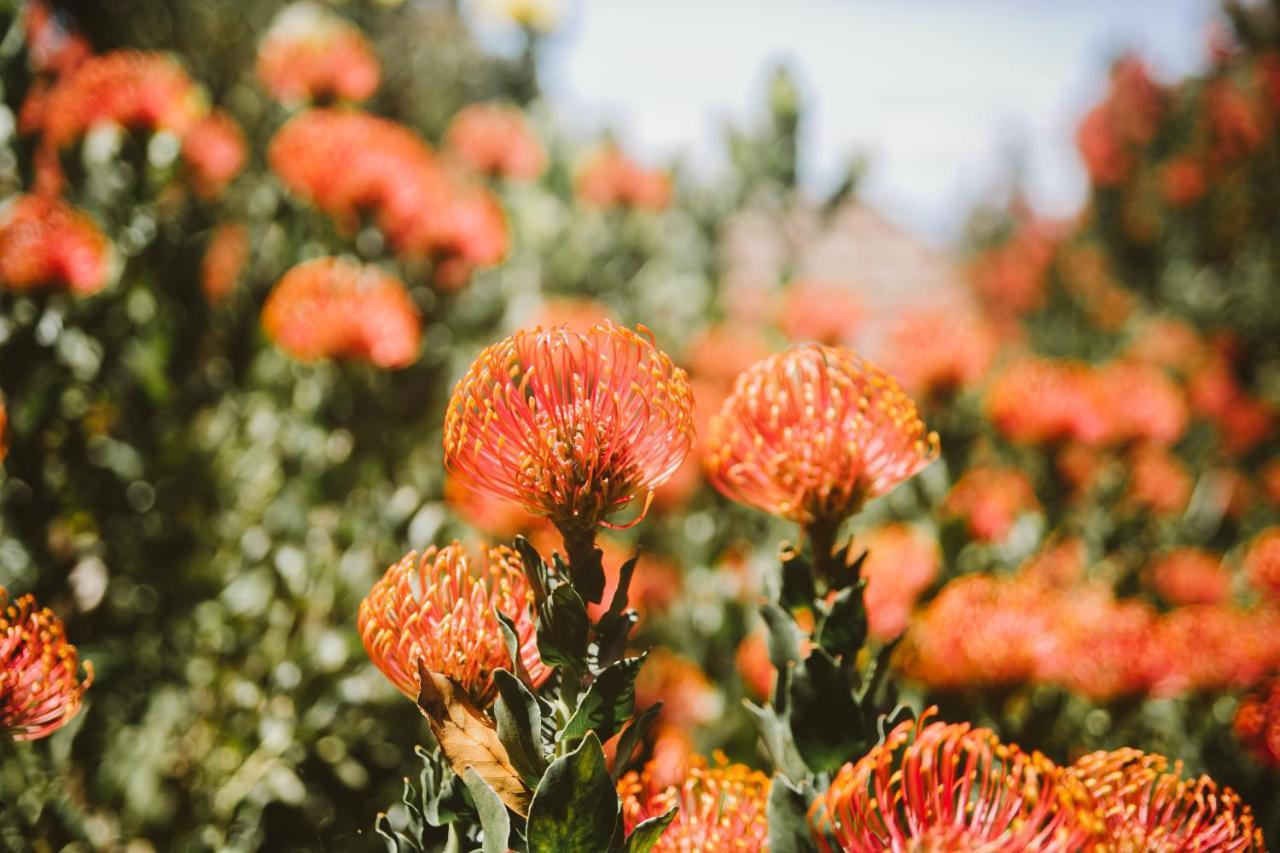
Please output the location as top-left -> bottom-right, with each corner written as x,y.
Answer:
526,0 -> 1217,244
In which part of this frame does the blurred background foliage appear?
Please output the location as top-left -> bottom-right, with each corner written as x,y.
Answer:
0,0 -> 1278,850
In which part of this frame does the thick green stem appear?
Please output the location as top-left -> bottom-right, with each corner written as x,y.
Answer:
805,518 -> 841,592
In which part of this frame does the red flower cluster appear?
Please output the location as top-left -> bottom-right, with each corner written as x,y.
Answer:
357,542 -> 547,705
269,109 -> 508,282
1235,676 -> 1280,768
986,355 -> 1187,447
858,524 -> 940,640
810,710 -> 1090,852
261,257 -> 422,368
1145,548 -> 1231,606
0,195 -> 112,296
182,110 -> 247,199
200,223 -> 250,305
443,322 -> 695,534
444,103 -> 546,181
256,2 -> 380,106
904,568 -> 1280,701
1076,56 -> 1164,187
618,754 -> 770,852
880,306 -> 997,399
39,50 -> 206,149
704,344 -> 939,526
575,145 -> 672,211
1,588 -> 93,741
942,465 -> 1040,543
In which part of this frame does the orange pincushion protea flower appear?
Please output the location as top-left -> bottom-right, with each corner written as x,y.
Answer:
880,306 -> 997,399
443,322 -> 695,534
262,257 -> 421,368
1245,526 -> 1280,601
1,588 -> 93,740
1146,548 -> 1231,606
777,279 -> 865,346
444,103 -> 546,181
704,344 -> 939,526
618,754 -> 770,852
1235,677 -> 1280,768
858,523 -> 940,641
809,709 -> 1092,852
1094,360 -> 1188,446
985,356 -> 1107,445
201,222 -> 249,305
575,145 -> 672,211
40,50 -> 205,149
182,110 -> 247,199
1069,749 -> 1262,852
358,542 -> 547,705
0,195 -> 111,296
942,465 -> 1040,543
256,2 -> 380,106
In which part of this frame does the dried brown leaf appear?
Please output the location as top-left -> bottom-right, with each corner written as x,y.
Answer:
415,661 -> 533,817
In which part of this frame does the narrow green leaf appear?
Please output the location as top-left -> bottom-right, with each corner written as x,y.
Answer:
778,545 -> 816,610
624,806 -> 678,853
463,767 -> 512,853
561,653 -> 646,746
494,607 -> 535,687
515,536 -> 550,606
569,545 -> 607,605
760,602 -> 805,669
611,702 -> 662,781
493,669 -> 548,788
537,584 -> 589,674
816,580 -> 867,661
527,732 -> 620,853
789,650 -> 868,774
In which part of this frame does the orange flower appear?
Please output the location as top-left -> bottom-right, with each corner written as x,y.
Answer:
880,306 -> 996,399
444,103 -> 545,181
1234,676 -> 1280,768
443,322 -> 695,535
734,630 -> 774,702
1094,360 -> 1188,446
1160,155 -> 1208,207
858,523 -> 940,641
1076,56 -> 1164,187
1245,526 -> 1280,602
985,356 -> 1107,445
777,280 -> 864,346
618,754 -> 770,852
0,195 -> 111,296
1034,585 -> 1159,701
704,345 -> 939,526
942,466 -> 1039,543
1149,605 -> 1280,697
575,145 -> 672,211
256,2 -> 380,106
40,50 -> 205,149
1,588 -> 93,741
182,110 -> 247,199
23,1 -> 90,76
0,400 -> 8,463
810,709 -> 1091,853
200,222 -> 250,305
357,542 -> 547,705
1125,316 -> 1206,375
262,257 -> 421,368
968,221 -> 1059,316
1069,749 -> 1262,852
1126,443 -> 1192,517
1146,548 -> 1231,606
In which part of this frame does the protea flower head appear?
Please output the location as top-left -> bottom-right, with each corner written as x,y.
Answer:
704,344 -> 939,527
201,222 -> 249,305
256,2 -> 380,106
0,195 -> 112,296
1235,676 -> 1280,769
575,144 -> 672,211
444,102 -> 546,181
1069,748 -> 1262,851
1,588 -> 93,740
809,709 -> 1093,852
357,542 -> 547,705
181,109 -> 247,199
262,257 -> 422,368
618,754 -> 770,852
443,322 -> 695,536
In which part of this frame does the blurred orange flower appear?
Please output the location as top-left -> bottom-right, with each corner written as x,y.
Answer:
0,195 -> 112,296
1,588 -> 93,741
858,523 -> 940,640
576,145 -> 672,211
256,3 -> 380,106
942,466 -> 1039,543
1146,548 -> 1231,606
444,103 -> 545,181
182,110 -> 247,199
200,222 -> 249,305
880,306 -> 997,399
777,279 -> 864,346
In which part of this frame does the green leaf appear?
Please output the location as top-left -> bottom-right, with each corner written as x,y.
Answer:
857,637 -> 902,707
816,580 -> 867,661
788,650 -> 868,774
568,545 -> 607,605
767,775 -> 817,853
610,702 -> 662,782
493,669 -> 548,788
515,536 -> 550,606
760,602 -> 805,669
742,701 -> 809,783
624,806 -> 678,853
494,606 -> 536,687
561,653 -> 646,746
537,584 -> 589,674
527,732 -> 620,853
778,545 -> 816,610
462,767 -> 512,853
602,555 -> 638,623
